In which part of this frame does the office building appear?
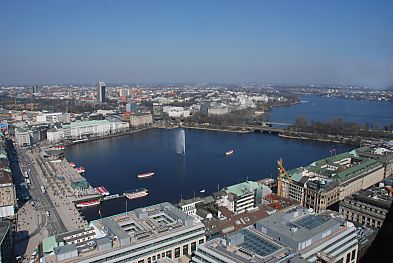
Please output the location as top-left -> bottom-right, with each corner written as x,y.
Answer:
0,221 -> 13,263
36,112 -> 71,124
14,126 -> 34,147
45,202 -> 205,262
192,228 -> 295,263
0,170 -> 17,215
32,84 -> 38,94
126,102 -> 138,113
281,150 -> 385,213
96,81 -> 106,103
129,113 -> 153,127
153,103 -> 163,120
46,120 -> 129,143
256,206 -> 358,262
218,181 -> 271,214
339,186 -> 392,229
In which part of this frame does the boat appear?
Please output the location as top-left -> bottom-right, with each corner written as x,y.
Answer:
200,189 -> 205,193
124,188 -> 148,200
137,172 -> 155,179
99,186 -> 110,196
69,162 -> 76,168
94,186 -> 110,196
104,194 -> 120,200
75,166 -> 85,173
75,200 -> 100,208
225,150 -> 234,156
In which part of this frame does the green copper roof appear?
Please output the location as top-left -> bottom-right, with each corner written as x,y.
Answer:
225,181 -> 260,196
332,159 -> 380,182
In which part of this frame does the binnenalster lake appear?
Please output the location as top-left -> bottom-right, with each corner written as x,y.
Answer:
65,128 -> 352,220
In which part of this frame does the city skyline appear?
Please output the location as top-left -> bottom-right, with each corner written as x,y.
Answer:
1,0 -> 392,87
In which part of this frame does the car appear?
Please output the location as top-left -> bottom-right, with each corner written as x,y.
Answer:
46,211 -> 50,217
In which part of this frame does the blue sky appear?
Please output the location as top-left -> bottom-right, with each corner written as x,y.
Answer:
0,0 -> 392,87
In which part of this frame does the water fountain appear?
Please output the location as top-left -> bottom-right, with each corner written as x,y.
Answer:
176,129 -> 186,155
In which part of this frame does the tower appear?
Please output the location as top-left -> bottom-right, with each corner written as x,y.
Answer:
96,81 -> 106,103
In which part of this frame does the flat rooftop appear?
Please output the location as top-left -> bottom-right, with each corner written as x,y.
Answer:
256,207 -> 342,243
198,228 -> 293,263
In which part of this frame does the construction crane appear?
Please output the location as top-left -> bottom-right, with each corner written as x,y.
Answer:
277,158 -> 291,197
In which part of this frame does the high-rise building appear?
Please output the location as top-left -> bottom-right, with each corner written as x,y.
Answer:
32,84 -> 38,94
126,102 -> 138,113
96,81 -> 106,103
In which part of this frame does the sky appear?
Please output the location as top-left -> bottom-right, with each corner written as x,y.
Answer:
0,0 -> 392,87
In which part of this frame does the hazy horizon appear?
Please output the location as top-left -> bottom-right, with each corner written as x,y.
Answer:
1,0 -> 392,88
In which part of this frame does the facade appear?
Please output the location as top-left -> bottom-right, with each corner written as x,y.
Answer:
179,197 -> 202,216
125,102 -> 138,113
153,103 -> 163,120
339,187 -> 392,229
0,221 -> 13,263
37,112 -> 70,124
96,81 -> 106,103
162,106 -> 190,118
129,114 -> 153,128
47,120 -> 129,142
45,202 -> 205,263
219,181 -> 271,214
192,228 -> 295,263
256,206 -> 358,263
15,126 -> 33,147
281,150 -> 385,213
32,84 -> 38,94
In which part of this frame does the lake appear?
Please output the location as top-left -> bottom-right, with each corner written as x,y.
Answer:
65,128 -> 352,221
268,95 -> 393,128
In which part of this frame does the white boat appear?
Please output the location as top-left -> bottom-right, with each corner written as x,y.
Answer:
124,188 -> 148,200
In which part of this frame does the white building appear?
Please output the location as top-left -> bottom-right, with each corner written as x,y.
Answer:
46,120 -> 129,142
256,207 -> 359,263
14,127 -> 33,147
179,197 -> 202,216
36,112 -> 70,124
163,106 -> 190,118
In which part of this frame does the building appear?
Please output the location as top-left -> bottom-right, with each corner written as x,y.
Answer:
32,84 -> 38,94
179,197 -> 202,216
125,102 -> 138,113
356,143 -> 393,178
192,228 -> 296,263
14,126 -> 34,147
96,81 -> 106,103
163,106 -> 190,118
129,113 -> 153,128
153,103 -> 164,120
47,120 -> 129,143
0,221 -> 13,263
339,186 -> 392,229
256,206 -> 358,263
0,170 -> 17,216
45,202 -> 205,262
281,150 -> 385,213
37,112 -> 70,124
218,181 -> 272,214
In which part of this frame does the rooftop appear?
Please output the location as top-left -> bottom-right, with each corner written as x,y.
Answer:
256,207 -> 343,243
198,228 -> 294,263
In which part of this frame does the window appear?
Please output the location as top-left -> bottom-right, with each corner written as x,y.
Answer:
138,260 -> 144,263
147,258 -> 151,263
191,242 -> 197,252
166,250 -> 172,259
157,254 -> 160,259
199,239 -> 204,244
351,250 -> 356,261
183,244 -> 189,255
175,247 -> 180,258
152,256 -> 156,261
346,253 -> 351,262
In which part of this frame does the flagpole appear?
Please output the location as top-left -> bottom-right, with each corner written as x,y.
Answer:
126,200 -> 128,214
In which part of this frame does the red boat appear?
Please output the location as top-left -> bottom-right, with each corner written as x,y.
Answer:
75,200 -> 100,208
225,150 -> 234,156
69,162 -> 76,168
138,172 -> 155,179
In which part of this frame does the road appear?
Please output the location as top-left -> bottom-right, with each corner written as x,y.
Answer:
17,147 -> 67,236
